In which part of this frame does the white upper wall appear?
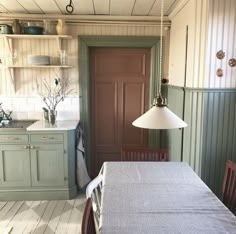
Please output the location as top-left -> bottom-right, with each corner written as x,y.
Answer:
168,0 -> 196,87
169,0 -> 236,89
205,0 -> 236,88
169,0 -> 209,88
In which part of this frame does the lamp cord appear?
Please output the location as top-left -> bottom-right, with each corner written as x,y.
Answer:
158,0 -> 164,95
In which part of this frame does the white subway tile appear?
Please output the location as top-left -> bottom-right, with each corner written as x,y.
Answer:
57,111 -> 80,120
12,112 -> 28,120
27,97 -> 42,105
28,112 -> 43,120
71,97 -> 80,105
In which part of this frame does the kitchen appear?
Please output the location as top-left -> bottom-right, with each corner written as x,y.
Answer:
0,0 -> 236,233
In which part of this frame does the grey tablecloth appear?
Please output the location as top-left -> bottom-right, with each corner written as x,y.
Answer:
100,162 -> 236,234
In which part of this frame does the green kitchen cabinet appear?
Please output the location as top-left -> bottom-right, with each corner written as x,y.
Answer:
0,130 -> 77,201
30,143 -> 64,187
0,145 -> 31,187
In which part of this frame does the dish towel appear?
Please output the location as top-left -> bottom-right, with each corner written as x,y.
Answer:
76,124 -> 91,188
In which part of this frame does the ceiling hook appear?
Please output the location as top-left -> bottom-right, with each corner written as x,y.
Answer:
66,0 -> 74,13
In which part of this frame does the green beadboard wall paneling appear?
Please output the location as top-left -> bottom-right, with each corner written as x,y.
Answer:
148,41 -> 161,148
201,91 -> 236,197
79,36 -> 162,175
166,86 -> 185,161
78,37 -> 91,172
168,85 -> 236,197
183,90 -> 204,175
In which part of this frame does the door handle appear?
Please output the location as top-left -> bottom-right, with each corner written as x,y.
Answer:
5,137 -> 20,140
41,136 -> 54,140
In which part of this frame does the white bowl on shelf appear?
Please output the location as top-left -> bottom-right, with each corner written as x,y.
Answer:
27,55 -> 50,65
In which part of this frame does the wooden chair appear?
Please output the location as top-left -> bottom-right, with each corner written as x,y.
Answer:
86,174 -> 103,228
81,198 -> 96,234
222,160 -> 236,215
121,147 -> 168,161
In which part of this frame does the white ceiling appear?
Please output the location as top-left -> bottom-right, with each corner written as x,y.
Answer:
0,0 -> 179,16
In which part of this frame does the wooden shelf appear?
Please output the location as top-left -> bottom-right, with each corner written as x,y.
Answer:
6,65 -> 72,68
0,34 -> 72,39
0,34 -> 72,92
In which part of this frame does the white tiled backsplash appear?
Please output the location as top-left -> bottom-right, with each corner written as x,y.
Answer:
0,96 -> 80,121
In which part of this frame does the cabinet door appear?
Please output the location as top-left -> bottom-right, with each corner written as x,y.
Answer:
31,144 -> 64,187
0,145 -> 31,187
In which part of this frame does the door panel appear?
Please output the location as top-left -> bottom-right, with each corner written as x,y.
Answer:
91,48 -> 150,176
31,144 -> 64,187
123,82 -> 146,145
0,145 -> 31,187
96,82 -> 118,146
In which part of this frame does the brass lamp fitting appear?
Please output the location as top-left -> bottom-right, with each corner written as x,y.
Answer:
153,94 -> 167,107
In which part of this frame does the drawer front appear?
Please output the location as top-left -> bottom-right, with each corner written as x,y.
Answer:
30,134 -> 64,142
0,134 -> 29,143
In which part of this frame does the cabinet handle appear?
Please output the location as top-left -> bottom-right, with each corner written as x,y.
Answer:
23,145 -> 29,149
41,137 -> 54,140
30,145 -> 35,149
5,137 -> 20,140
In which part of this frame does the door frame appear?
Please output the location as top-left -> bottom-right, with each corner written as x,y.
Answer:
78,36 -> 161,174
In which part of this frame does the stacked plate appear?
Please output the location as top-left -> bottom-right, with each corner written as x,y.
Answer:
27,55 -> 50,65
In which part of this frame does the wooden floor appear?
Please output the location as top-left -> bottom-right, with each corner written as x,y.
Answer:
0,193 -> 86,234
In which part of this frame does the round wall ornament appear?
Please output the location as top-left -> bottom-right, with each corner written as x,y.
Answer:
216,68 -> 223,77
228,58 -> 236,67
216,50 -> 225,60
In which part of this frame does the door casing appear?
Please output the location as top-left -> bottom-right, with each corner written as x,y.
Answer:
78,36 -> 161,174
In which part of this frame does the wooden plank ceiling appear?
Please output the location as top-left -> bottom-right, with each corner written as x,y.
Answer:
0,0 -> 178,16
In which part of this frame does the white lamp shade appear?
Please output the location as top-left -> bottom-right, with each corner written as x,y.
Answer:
132,106 -> 188,129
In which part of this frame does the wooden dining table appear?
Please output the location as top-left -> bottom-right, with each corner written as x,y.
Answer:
99,162 -> 236,234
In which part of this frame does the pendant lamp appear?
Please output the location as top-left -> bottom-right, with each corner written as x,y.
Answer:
132,0 -> 187,130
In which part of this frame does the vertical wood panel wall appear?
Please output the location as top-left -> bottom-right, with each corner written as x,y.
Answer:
0,23 -> 167,96
168,0 -> 236,198
0,37 -> 79,96
165,86 -> 185,161
168,85 -> 236,197
205,0 -> 236,88
0,22 -> 169,120
168,0 -> 209,88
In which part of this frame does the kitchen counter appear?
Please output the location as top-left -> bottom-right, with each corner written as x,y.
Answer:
27,120 -> 79,131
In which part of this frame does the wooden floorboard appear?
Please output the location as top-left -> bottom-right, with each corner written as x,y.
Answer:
23,201 -> 49,234
55,199 -> 75,233
44,200 -> 66,234
0,193 -> 86,234
0,202 -> 7,211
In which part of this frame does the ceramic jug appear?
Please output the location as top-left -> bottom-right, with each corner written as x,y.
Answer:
56,19 -> 67,35
12,19 -> 21,34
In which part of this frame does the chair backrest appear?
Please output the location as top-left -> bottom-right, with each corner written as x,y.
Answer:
81,198 -> 96,234
222,160 -> 236,215
86,174 -> 103,228
121,147 -> 168,161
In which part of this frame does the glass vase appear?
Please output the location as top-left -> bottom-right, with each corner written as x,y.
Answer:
49,109 -> 57,125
